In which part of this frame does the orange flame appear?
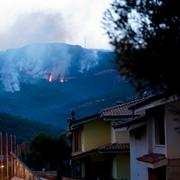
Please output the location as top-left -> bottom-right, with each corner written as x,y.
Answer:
48,74 -> 53,82
60,75 -> 65,83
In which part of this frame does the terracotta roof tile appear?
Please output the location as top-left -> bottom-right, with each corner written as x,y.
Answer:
71,143 -> 130,158
128,94 -> 164,110
97,143 -> 130,152
112,114 -> 146,128
101,99 -> 145,117
137,153 -> 166,163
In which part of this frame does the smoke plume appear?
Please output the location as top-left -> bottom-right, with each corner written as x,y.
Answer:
0,43 -> 101,92
0,12 -> 71,50
0,11 -> 101,92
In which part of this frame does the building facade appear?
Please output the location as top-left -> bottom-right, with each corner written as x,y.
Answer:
67,100 -> 139,180
115,95 -> 180,180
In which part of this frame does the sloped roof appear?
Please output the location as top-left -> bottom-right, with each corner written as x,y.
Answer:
128,94 -> 165,110
101,98 -> 146,117
69,97 -> 148,129
137,153 -> 166,164
71,143 -> 129,158
97,143 -> 129,152
69,113 -> 100,129
112,114 -> 145,128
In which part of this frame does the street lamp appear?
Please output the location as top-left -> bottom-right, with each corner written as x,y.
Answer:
0,164 -> 5,168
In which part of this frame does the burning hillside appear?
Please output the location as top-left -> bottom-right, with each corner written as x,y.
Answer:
0,43 -> 103,92
0,43 -> 135,127
48,73 -> 65,83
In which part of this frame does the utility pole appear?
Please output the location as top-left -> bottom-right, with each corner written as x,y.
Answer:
14,135 -> 17,177
6,133 -> 9,180
0,132 -> 3,180
11,134 -> 13,177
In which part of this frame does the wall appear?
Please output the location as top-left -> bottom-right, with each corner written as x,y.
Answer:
115,129 -> 129,144
111,126 -> 129,144
72,128 -> 82,153
111,126 -> 116,143
130,126 -> 149,180
167,159 -> 180,180
13,157 -> 38,180
81,119 -> 111,152
112,153 -> 130,180
165,101 -> 180,158
112,157 -> 117,179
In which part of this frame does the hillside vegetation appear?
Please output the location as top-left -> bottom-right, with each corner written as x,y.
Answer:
0,112 -> 62,143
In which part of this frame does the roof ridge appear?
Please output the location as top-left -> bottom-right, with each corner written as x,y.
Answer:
102,98 -> 143,112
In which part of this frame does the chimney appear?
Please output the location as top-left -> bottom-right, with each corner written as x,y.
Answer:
67,111 -> 76,130
71,111 -> 76,121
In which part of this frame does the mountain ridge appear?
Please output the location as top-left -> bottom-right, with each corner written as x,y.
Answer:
0,112 -> 62,143
0,43 -> 135,127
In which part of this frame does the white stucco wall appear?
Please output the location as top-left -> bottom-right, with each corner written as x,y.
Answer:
111,127 -> 116,143
130,126 -> 149,180
129,99 -> 180,180
111,127 -> 129,144
165,101 -> 180,158
112,157 -> 118,179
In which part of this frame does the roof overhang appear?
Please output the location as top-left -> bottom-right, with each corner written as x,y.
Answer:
70,114 -> 100,129
71,150 -> 96,159
113,115 -> 145,129
102,115 -> 137,122
128,121 -> 146,131
71,143 -> 130,159
137,153 -> 168,169
102,116 -> 130,121
130,95 -> 179,113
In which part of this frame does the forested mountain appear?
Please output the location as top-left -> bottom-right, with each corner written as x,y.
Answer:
0,43 -> 135,127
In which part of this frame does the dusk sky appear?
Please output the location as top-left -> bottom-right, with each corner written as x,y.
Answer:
0,0 -> 112,50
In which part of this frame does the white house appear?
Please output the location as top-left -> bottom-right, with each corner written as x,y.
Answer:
114,95 -> 180,180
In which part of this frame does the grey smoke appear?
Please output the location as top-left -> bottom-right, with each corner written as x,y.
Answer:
0,59 -> 20,92
79,50 -> 99,73
0,44 -> 100,92
0,45 -> 72,92
0,12 -> 100,92
0,12 -> 70,50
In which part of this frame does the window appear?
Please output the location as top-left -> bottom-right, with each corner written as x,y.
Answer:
154,106 -> 165,145
73,129 -> 81,152
73,160 -> 81,178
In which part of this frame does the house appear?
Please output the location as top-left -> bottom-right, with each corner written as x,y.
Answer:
114,95 -> 180,180
67,100 -> 141,180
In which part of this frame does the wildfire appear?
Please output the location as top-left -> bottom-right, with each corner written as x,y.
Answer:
60,75 -> 65,83
48,74 -> 53,82
48,73 -> 66,83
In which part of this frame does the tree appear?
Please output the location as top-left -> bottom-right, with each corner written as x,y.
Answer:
103,0 -> 180,95
26,133 -> 71,173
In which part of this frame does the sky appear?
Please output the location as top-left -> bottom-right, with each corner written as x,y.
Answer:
0,0 -> 112,50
